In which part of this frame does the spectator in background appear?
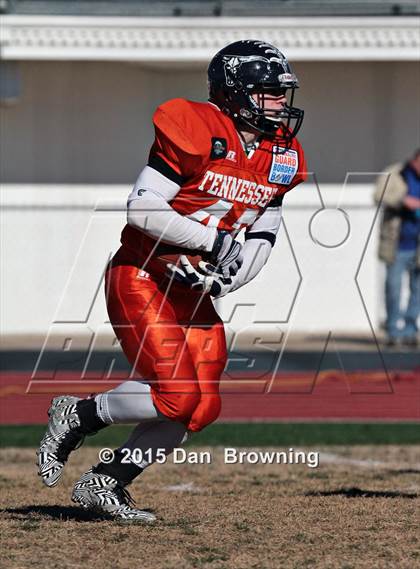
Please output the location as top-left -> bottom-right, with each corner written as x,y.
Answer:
374,150 -> 420,347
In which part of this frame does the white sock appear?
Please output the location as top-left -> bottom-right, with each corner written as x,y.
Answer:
95,380 -> 160,424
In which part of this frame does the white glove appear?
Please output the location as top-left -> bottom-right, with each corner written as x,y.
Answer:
208,230 -> 243,278
166,256 -> 234,298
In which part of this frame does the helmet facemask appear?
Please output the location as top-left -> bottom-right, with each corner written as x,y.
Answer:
238,83 -> 304,150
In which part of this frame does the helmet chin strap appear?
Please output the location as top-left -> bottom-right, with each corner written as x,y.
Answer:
237,111 -> 280,137
235,114 -> 297,154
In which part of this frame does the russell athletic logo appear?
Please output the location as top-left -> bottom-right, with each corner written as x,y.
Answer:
198,169 -> 277,207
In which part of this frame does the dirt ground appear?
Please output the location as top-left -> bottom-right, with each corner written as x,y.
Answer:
0,446 -> 419,569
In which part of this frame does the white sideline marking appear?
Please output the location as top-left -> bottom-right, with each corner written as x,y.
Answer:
164,482 -> 202,493
320,451 -> 420,470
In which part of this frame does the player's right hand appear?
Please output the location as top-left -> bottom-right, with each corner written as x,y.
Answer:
166,256 -> 234,298
208,230 -> 243,278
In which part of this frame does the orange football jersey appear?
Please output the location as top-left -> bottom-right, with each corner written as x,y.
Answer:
121,98 -> 307,261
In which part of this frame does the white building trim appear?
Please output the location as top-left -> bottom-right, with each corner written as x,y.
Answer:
0,16 -> 419,61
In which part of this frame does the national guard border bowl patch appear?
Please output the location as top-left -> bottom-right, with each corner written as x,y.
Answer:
268,146 -> 299,185
211,137 -> 228,159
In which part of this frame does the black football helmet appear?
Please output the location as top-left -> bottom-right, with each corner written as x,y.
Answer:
208,40 -> 304,148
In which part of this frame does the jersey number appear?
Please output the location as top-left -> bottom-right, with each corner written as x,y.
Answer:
186,199 -> 259,230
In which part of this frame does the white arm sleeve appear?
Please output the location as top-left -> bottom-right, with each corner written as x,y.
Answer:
127,166 -> 217,253
245,205 -> 282,237
230,206 -> 282,293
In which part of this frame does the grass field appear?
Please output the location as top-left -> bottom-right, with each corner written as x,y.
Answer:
1,441 -> 419,569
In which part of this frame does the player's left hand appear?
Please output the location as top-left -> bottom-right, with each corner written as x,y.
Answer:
166,256 -> 233,298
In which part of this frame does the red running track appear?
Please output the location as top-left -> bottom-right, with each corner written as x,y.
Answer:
1,370 -> 419,424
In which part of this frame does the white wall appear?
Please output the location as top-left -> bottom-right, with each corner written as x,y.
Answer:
1,184 -> 382,341
1,61 -> 419,184
220,183 -> 381,342
294,61 -> 420,182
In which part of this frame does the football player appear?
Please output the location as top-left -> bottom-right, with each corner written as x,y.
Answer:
37,40 -> 307,522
